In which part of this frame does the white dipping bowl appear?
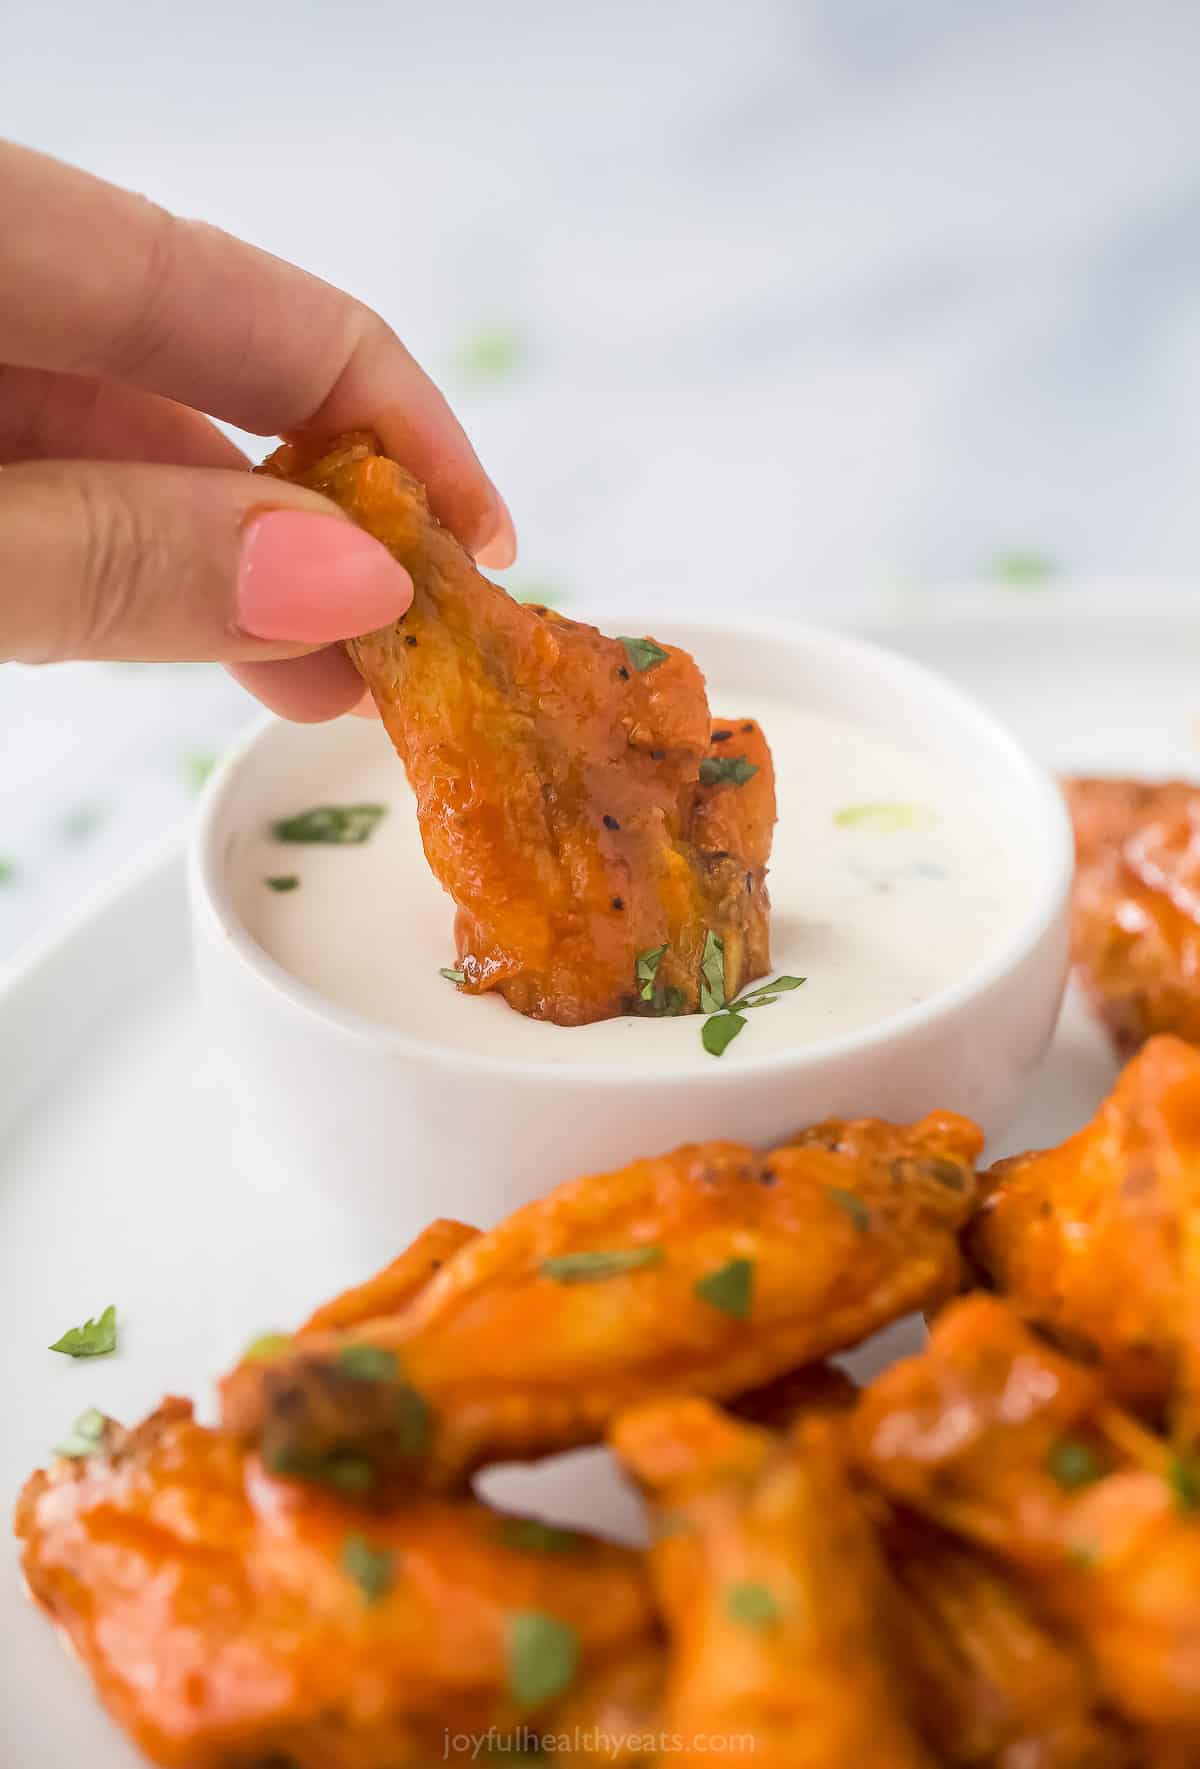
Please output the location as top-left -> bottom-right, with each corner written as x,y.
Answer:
190,616 -> 1072,1239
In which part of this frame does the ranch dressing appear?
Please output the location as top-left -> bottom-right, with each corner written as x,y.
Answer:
234,694 -> 1039,1068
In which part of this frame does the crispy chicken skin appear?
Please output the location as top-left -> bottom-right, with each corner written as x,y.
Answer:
14,1399 -> 655,1769
257,432 -> 775,1025
219,1112 -> 981,1492
1066,776 -> 1200,1055
883,1511 -> 1136,1768
611,1398 -> 934,1768
968,1036 -> 1200,1430
853,1294 -> 1200,1737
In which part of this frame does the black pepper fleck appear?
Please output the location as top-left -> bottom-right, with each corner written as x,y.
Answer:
745,872 -> 753,892
742,722 -> 754,733
618,666 -> 630,680
603,814 -> 620,830
712,729 -> 733,742
650,749 -> 665,761
404,634 -> 418,647
758,1168 -> 778,1187
612,896 -> 625,911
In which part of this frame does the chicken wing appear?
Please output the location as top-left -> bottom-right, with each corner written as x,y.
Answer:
257,432 -> 774,1025
610,1397 -> 934,1768
853,1294 -> 1200,1736
15,1398 -> 655,1769
967,1035 -> 1200,1431
883,1511 -> 1136,1768
1066,776 -> 1200,1055
219,1112 -> 981,1492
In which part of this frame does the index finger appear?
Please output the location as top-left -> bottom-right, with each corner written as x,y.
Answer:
0,140 -> 515,563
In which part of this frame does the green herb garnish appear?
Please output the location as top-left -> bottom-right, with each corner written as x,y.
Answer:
726,1582 -> 781,1629
506,1611 -> 580,1707
701,1012 -> 747,1056
183,751 -> 218,793
498,1517 -> 584,1554
265,875 -> 299,893
699,930 -> 727,1013
0,859 -> 16,885
440,967 -> 467,984
341,1533 -> 394,1604
635,945 -> 668,1002
990,549 -> 1058,587
699,755 -> 759,788
337,1343 -> 398,1382
49,1305 -> 117,1359
242,1332 -> 293,1362
824,1186 -> 871,1233
1169,1456 -> 1200,1513
1047,1437 -> 1105,1491
54,1408 -> 109,1460
834,802 -> 939,833
266,1445 -> 377,1495
457,325 -> 524,385
541,1247 -> 663,1284
700,970 -> 806,1056
271,804 -> 387,845
694,1258 -> 754,1319
618,636 -> 669,673
393,1385 -> 433,1458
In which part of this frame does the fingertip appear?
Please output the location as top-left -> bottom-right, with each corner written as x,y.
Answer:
227,647 -> 367,723
237,509 -> 413,644
473,496 -> 518,570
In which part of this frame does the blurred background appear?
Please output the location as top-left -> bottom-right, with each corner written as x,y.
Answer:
3,0 -> 1200,958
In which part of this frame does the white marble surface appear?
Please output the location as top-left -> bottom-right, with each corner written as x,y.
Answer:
3,0 -> 1200,958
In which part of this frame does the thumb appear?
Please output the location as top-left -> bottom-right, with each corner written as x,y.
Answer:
0,457 -> 413,665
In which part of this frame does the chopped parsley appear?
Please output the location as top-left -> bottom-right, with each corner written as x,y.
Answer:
701,967 -> 806,1056
271,804 -> 386,845
341,1533 -> 394,1604
618,636 -> 669,673
824,1186 -> 871,1233
699,755 -> 758,788
266,1445 -> 377,1495
694,1258 -> 754,1319
498,1517 -> 584,1554
1169,1455 -> 1200,1513
242,1332 -> 293,1361
541,1247 -> 663,1283
699,930 -> 727,1013
1047,1437 -> 1105,1491
440,967 -> 467,984
506,1611 -> 580,1707
701,1011 -> 747,1056
726,1582 -> 781,1629
54,1407 -> 109,1460
49,1305 -> 117,1359
337,1343 -> 398,1382
635,944 -> 668,1001
834,802 -> 939,833
265,875 -> 299,893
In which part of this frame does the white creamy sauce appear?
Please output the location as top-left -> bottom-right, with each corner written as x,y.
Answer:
234,694 -> 1038,1068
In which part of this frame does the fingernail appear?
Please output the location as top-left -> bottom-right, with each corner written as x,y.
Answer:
237,510 -> 413,642
473,494 -> 518,570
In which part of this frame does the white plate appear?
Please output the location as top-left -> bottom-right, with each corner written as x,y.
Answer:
1,597 -> 1192,1767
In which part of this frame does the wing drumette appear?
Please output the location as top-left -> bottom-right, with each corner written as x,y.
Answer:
611,1398 -> 934,1768
15,1400 -> 655,1769
967,1035 -> 1200,1432
1066,776 -> 1200,1055
219,1112 -> 981,1493
258,432 -> 775,1025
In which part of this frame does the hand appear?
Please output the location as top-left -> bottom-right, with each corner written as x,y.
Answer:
0,141 -> 515,719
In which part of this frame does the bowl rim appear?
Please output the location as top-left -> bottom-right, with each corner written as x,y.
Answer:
189,613 -> 1074,1089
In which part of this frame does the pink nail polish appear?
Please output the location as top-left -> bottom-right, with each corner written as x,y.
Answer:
237,511 -> 413,643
